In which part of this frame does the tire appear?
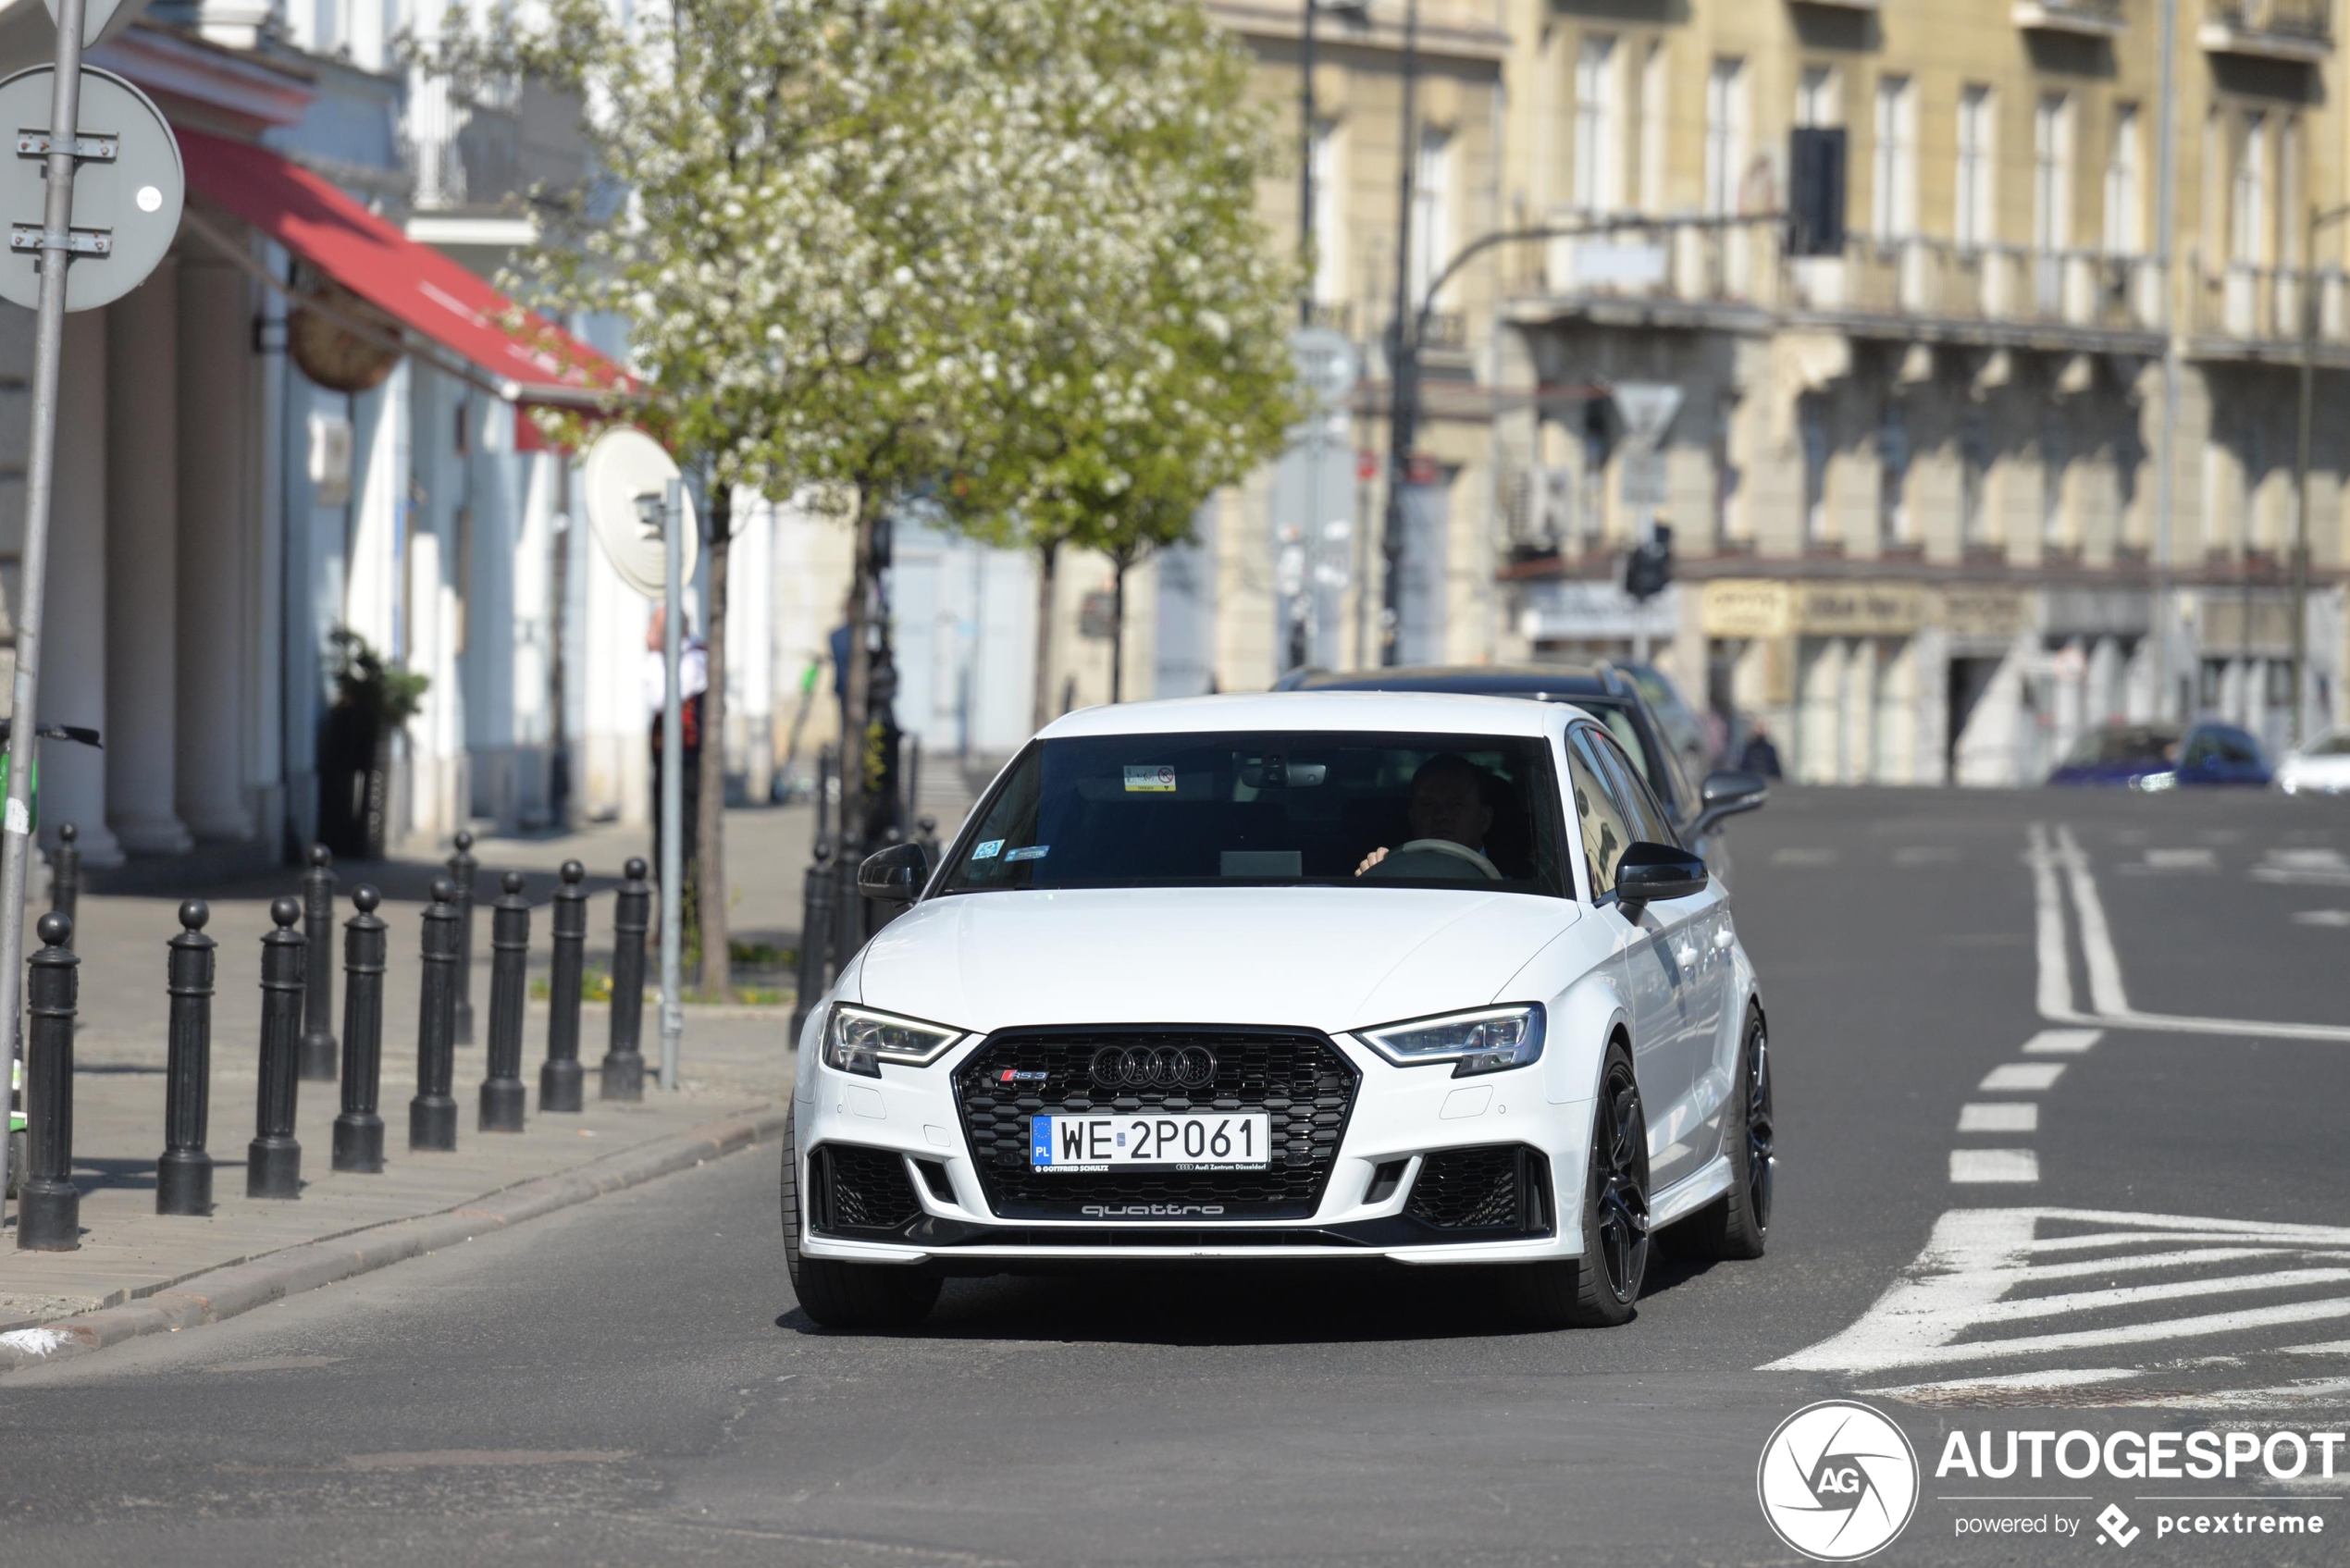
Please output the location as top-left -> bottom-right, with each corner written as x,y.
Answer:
1496,1043 -> 1651,1329
1682,1006 -> 1773,1262
780,1103 -> 942,1330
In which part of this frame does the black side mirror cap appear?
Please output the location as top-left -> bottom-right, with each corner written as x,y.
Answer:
1692,768 -> 1769,840
857,842 -> 929,904
1615,840 -> 1709,912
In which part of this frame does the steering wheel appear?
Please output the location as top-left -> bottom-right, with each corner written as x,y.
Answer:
1372,838 -> 1503,881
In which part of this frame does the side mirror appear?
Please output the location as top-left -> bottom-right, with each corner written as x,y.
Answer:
1691,768 -> 1769,840
857,841 -> 929,905
1614,840 -> 1709,913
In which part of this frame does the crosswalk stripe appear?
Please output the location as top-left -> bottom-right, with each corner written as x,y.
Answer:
1980,1063 -> 2065,1092
1959,1103 -> 2037,1133
1950,1149 -> 2039,1183
1969,1266 -> 2350,1326
2022,1029 -> 2101,1055
1782,1296 -> 2350,1375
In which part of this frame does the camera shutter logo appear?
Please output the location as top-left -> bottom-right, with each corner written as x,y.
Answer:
1756,1401 -> 1920,1561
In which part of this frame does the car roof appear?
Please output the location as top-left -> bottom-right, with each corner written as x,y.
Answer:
1280,664 -> 1631,700
1038,690 -> 1579,741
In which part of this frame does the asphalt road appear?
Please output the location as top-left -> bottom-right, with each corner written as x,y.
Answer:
3,787 -> 2346,1567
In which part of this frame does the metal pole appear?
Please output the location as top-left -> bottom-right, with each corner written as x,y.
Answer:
331,885 -> 387,1173
1379,0 -> 1420,667
157,899 -> 216,1214
2153,0 -> 2181,720
659,477 -> 685,1090
1300,0 -> 1317,327
249,898 -> 304,1200
2296,203 -> 2319,750
0,0 -> 93,1226
478,870 -> 528,1131
539,859 -> 588,1113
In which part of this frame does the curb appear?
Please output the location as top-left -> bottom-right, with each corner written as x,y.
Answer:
0,1102 -> 789,1377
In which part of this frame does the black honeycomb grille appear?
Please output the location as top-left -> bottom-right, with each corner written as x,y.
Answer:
954,1028 -> 1359,1219
815,1143 -> 922,1235
1407,1145 -> 1550,1233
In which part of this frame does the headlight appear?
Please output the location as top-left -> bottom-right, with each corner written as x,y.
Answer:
1355,1004 -> 1545,1078
822,1004 -> 965,1078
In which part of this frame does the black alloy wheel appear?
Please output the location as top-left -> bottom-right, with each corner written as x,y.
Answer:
1680,1006 -> 1771,1261
1742,1016 -> 1774,1234
1589,1056 -> 1651,1308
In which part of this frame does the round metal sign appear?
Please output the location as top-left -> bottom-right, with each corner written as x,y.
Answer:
0,67 -> 184,314
1290,326 -> 1359,406
582,426 -> 699,601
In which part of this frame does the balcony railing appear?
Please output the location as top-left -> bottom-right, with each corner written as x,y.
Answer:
2013,0 -> 2125,36
405,72 -> 589,216
2187,253 -> 2350,346
1526,215 -> 2163,339
2200,0 -> 2331,60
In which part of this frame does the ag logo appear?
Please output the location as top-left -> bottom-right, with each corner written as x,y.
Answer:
1756,1401 -> 1920,1562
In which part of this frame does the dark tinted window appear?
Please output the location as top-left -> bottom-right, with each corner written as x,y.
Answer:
1564,733 -> 1634,901
2062,726 -> 2181,767
1586,726 -> 1678,848
941,731 -> 1572,898
2196,725 -> 2267,766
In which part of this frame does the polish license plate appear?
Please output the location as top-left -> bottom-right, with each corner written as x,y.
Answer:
1030,1112 -> 1272,1172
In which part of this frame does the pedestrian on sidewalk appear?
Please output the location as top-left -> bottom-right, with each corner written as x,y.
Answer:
1738,717 -> 1784,781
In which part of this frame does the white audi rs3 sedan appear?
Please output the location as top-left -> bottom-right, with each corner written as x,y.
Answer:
784,692 -> 1773,1330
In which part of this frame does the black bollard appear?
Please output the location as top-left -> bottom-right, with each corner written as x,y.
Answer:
298,845 -> 338,1082
600,857 -> 649,1102
832,829 -> 864,973
249,896 -> 305,1200
411,877 -> 461,1150
789,838 -> 834,1043
480,871 -> 530,1132
332,885 -> 388,1173
49,822 -> 79,945
156,899 -> 216,1216
540,860 -> 587,1113
449,830 -> 478,1046
17,913 -> 80,1250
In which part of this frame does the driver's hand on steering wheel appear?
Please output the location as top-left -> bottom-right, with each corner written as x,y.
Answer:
1355,846 -> 1390,876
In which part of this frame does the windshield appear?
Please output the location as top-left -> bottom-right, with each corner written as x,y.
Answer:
2061,726 -> 2181,767
940,730 -> 1571,897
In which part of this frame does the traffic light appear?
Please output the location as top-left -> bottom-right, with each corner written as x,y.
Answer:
1625,524 -> 1674,602
1787,128 -> 1847,258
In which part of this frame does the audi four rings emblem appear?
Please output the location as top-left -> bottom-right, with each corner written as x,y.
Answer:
1089,1045 -> 1218,1090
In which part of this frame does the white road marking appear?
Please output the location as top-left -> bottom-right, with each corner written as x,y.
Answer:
1766,1208 -> 2350,1378
2294,909 -> 2350,928
2253,865 -> 2350,886
2029,825 -> 2350,1042
1959,1103 -> 2038,1134
2284,1339 -> 2350,1355
1861,1368 -> 2142,1399
1980,1063 -> 2066,1092
2141,847 -> 2218,872
2023,1029 -> 2101,1054
2270,848 -> 2349,870
1769,847 -> 1838,867
2088,1377 -> 2350,1411
1894,846 -> 1960,866
1951,1149 -> 2040,1183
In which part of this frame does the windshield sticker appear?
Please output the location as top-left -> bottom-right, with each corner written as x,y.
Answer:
971,839 -> 1005,860
1123,764 -> 1178,794
1003,845 -> 1050,863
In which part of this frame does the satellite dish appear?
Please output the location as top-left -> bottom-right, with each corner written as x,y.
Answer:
582,426 -> 698,600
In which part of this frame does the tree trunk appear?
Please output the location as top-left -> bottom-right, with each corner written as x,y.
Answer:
1030,538 -> 1059,733
696,483 -> 731,996
840,488 -> 878,846
1109,554 -> 1127,704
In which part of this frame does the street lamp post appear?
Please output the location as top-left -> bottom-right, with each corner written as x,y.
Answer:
2292,200 -> 2350,750
1379,0 -> 1420,666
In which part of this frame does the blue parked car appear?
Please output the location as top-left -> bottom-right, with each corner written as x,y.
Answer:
2047,722 -> 2273,789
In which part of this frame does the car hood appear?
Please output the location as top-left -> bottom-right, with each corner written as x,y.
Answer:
853,886 -> 1581,1036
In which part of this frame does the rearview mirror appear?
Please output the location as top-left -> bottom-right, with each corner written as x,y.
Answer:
857,841 -> 929,904
1614,840 -> 1708,913
1691,768 -> 1769,840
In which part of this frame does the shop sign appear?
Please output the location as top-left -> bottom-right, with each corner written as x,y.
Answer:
1702,579 -> 1793,638
1939,586 -> 2028,641
1792,584 -> 1924,636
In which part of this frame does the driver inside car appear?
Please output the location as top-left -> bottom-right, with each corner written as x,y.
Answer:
1354,753 -> 1502,880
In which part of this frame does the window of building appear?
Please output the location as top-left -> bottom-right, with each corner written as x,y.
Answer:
1310,118 -> 1344,306
2041,423 -> 2069,549
1410,127 -> 1453,307
1796,64 -> 1840,130
1956,85 -> 1995,250
1872,74 -> 1916,242
2233,111 -> 2268,266
1639,41 -> 1670,213
1574,35 -> 1621,215
2034,92 -> 2073,253
1800,396 -> 1832,545
1960,414 -> 1991,549
1704,56 -> 1747,217
1878,401 -> 1911,546
2104,103 -> 2141,257
1713,394 -> 1746,544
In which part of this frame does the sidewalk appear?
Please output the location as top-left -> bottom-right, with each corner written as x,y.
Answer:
0,803 -> 830,1351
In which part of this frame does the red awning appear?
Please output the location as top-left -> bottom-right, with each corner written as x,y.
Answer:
176,128 -> 628,406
